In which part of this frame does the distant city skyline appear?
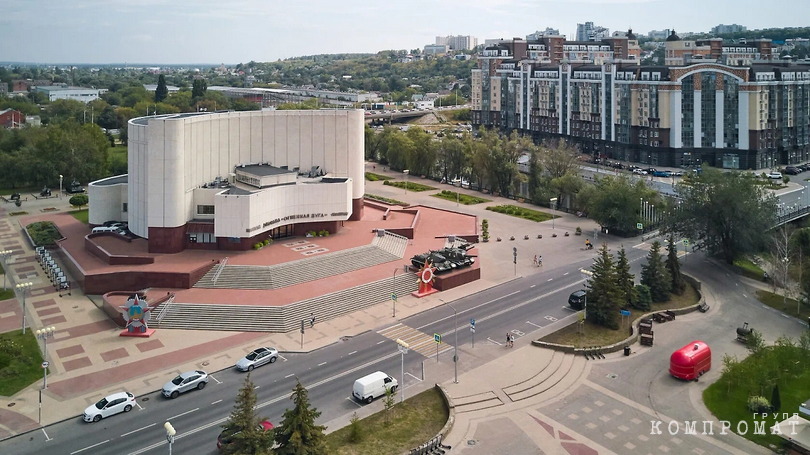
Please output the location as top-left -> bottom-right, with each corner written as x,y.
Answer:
1,0 -> 808,64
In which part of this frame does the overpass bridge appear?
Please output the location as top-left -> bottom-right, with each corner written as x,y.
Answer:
365,107 -> 464,123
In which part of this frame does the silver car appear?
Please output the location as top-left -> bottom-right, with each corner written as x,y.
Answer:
236,347 -> 278,372
162,370 -> 209,398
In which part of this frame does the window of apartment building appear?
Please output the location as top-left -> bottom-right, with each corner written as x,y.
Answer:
122,203 -> 128,213
197,205 -> 215,215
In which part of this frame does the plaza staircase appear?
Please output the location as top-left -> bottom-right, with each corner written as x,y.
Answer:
193,232 -> 408,290
151,272 -> 418,332
501,350 -> 587,402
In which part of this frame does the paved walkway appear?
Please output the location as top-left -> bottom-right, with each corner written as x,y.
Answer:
0,170 -> 606,439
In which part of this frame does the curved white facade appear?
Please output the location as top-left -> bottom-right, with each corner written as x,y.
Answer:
125,109 -> 364,239
88,175 -> 128,225
90,109 -> 365,251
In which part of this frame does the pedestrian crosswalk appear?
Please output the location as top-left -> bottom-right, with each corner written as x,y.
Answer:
377,323 -> 454,357
633,239 -> 688,257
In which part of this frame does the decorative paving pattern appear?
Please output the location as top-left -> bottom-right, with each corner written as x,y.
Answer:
55,345 -> 85,358
100,348 -> 129,363
136,339 -> 164,352
62,356 -> 93,372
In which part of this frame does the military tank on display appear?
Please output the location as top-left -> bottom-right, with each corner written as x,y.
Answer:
410,240 -> 477,274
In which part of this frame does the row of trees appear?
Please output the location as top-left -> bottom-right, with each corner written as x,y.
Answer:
222,374 -> 327,455
585,236 -> 686,329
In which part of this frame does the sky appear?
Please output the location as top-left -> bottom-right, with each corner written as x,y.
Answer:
1,0 -> 808,65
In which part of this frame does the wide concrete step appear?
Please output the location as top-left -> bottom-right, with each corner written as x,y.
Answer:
155,273 -> 418,332
502,350 -> 565,396
506,353 -> 579,402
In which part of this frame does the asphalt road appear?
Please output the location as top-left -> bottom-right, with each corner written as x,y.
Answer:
0,245 -> 654,455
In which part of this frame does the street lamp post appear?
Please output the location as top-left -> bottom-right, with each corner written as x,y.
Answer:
165,422 -> 176,455
392,265 -> 407,318
403,169 -> 410,194
0,250 -> 12,291
395,338 -> 409,403
59,175 -> 63,198
439,299 -> 459,384
550,198 -> 558,230
36,326 -> 55,389
16,282 -> 33,334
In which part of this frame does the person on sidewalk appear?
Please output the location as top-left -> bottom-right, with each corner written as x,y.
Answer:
533,255 -> 537,267
310,313 -> 315,328
537,255 -> 543,267
506,333 -> 511,348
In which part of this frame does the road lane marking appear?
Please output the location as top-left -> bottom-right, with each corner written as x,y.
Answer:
71,440 -> 110,454
405,372 -> 422,382
377,340 -> 386,345
348,351 -> 357,355
284,373 -> 295,378
632,242 -> 646,248
487,337 -> 503,346
135,401 -> 144,411
530,285 -> 536,288
167,408 -> 199,421
735,283 -> 738,286
563,272 -> 569,276
209,375 -> 222,384
417,290 -> 522,330
211,400 -> 222,405
526,321 -> 543,328
743,293 -> 747,298
547,278 -> 553,282
121,423 -> 157,437
254,386 -> 260,389
277,354 -> 288,362
318,362 -> 327,366
41,428 -> 52,441
347,397 -> 363,408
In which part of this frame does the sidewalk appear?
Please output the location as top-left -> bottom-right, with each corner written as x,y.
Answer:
0,169 -> 624,439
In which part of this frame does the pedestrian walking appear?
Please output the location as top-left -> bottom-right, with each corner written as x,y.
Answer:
506,333 -> 511,348
537,255 -> 543,267
509,333 -> 514,347
310,312 -> 315,328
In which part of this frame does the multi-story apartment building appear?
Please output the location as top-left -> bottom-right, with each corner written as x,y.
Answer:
471,32 -> 809,170
648,29 -> 672,41
712,24 -> 747,35
435,35 -> 478,51
576,22 -> 610,42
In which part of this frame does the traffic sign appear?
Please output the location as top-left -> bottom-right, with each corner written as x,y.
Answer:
470,318 -> 475,327
434,333 -> 441,343
637,223 -> 643,230
620,310 -> 631,317
683,239 -> 689,246
42,361 -> 49,369
470,327 -> 475,333
392,293 -> 397,302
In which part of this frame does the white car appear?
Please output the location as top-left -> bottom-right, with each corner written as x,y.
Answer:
236,347 -> 279,372
767,172 -> 783,180
162,370 -> 209,398
83,392 -> 136,422
633,169 -> 648,175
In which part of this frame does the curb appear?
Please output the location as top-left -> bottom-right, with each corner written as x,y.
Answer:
532,273 -> 705,355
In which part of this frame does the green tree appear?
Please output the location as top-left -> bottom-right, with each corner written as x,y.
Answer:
772,384 -> 781,412
192,78 -> 208,99
274,380 -> 327,455
578,175 -> 662,235
69,194 -> 89,208
347,412 -> 363,443
221,374 -> 274,455
585,243 -> 623,329
154,75 -> 169,103
232,98 -> 261,111
668,167 -> 777,264
382,386 -> 396,426
666,234 -> 686,295
527,149 -> 544,203
364,124 -> 381,161
634,284 -> 652,311
641,241 -> 672,303
615,247 -> 637,307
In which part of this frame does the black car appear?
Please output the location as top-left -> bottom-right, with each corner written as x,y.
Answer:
785,166 -> 801,175
568,290 -> 587,310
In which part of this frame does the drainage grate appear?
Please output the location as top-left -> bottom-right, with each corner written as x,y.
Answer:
467,440 -> 476,446
607,373 -> 618,379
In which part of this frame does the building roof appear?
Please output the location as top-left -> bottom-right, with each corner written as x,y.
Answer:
236,164 -> 297,177
36,86 -> 99,93
666,30 -> 681,42
91,175 -> 128,186
627,28 -> 637,41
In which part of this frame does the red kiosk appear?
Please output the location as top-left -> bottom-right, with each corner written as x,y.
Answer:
669,341 -> 711,381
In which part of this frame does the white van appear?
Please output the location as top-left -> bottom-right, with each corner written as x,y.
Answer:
91,226 -> 122,234
352,371 -> 398,404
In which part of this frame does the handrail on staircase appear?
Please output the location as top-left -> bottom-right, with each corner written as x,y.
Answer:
211,257 -> 229,284
155,293 -> 176,324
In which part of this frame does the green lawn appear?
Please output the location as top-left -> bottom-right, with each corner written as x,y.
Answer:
703,344 -> 810,449
485,204 -> 556,223
756,289 -> 807,320
325,388 -> 448,455
365,194 -> 408,206
431,190 -> 490,205
70,209 -> 89,224
0,330 -> 46,396
0,289 -> 13,301
109,144 -> 127,160
734,258 -> 766,281
365,172 -> 393,182
383,180 -> 437,192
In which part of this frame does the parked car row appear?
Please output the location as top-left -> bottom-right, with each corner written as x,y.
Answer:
91,220 -> 129,236
627,166 -> 683,178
